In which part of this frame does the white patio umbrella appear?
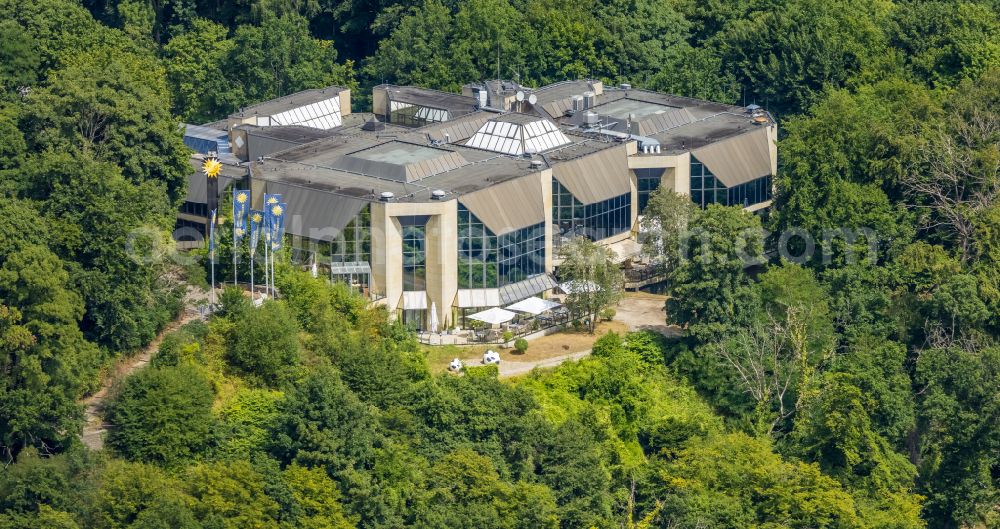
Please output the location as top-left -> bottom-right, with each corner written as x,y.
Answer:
429,302 -> 439,333
506,296 -> 561,315
559,280 -> 600,294
468,307 -> 517,325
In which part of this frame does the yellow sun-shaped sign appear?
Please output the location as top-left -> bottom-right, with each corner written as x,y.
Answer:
236,192 -> 248,203
251,213 -> 262,223
271,205 -> 284,217
266,196 -> 279,205
235,228 -> 244,236
202,158 -> 222,178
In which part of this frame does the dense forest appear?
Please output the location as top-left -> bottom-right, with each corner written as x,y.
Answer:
1,0 -> 999,528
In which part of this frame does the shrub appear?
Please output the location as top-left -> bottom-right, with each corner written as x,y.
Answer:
502,330 -> 514,343
600,307 -> 616,321
465,365 -> 499,378
226,301 -> 300,385
106,363 -> 215,465
514,338 -> 529,353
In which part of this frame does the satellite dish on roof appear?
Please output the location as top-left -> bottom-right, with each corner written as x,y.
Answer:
528,93 -> 537,105
515,91 -> 525,102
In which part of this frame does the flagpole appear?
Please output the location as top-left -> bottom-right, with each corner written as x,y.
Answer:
250,253 -> 255,301
264,237 -> 270,299
209,218 -> 216,306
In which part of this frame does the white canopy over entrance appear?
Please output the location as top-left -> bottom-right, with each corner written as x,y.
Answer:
505,297 -> 561,315
467,307 -> 517,325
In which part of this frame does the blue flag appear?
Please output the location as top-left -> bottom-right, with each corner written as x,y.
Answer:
208,209 -> 218,260
248,209 -> 263,257
262,193 -> 282,248
232,189 -> 250,243
269,202 -> 287,251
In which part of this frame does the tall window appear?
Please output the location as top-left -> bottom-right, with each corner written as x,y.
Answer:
400,216 -> 428,291
634,168 -> 665,213
458,204 -> 545,288
332,206 -> 370,263
388,100 -> 449,127
552,180 -> 632,248
689,156 -> 772,208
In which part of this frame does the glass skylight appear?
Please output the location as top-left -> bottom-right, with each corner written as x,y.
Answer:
267,96 -> 343,129
464,117 -> 571,155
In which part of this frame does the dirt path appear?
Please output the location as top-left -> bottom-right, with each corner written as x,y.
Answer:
79,287 -> 211,450
498,349 -> 592,378
440,292 -> 679,378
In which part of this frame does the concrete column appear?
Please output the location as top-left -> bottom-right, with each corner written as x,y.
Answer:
673,152 -> 692,195
423,201 -> 458,330
540,168 -> 555,274
370,202 -> 402,313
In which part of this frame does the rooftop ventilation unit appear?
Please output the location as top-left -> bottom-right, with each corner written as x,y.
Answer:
530,159 -> 544,169
472,87 -> 488,109
379,191 -> 394,202
430,189 -> 446,200
582,91 -> 596,109
571,95 -> 584,111
361,117 -> 385,131
583,111 -> 600,127
620,83 -> 632,90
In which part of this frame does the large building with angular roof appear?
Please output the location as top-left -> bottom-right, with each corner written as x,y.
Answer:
179,79 -> 777,329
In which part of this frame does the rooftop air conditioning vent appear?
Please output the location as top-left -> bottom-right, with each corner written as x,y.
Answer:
584,111 -> 600,126
620,83 -> 632,90
530,160 -> 544,169
379,191 -> 394,202
431,189 -> 446,200
571,95 -> 584,111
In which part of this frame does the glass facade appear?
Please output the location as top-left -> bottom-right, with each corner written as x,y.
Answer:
634,168 -> 665,213
180,200 -> 209,218
552,180 -> 632,248
457,204 -> 546,289
332,205 -> 371,263
690,156 -> 772,208
400,216 -> 428,291
388,100 -> 449,127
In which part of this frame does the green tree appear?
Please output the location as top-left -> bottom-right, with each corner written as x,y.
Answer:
758,262 -> 835,355
15,151 -> 179,352
832,336 -> 915,448
915,345 -> 1000,528
184,461 -> 280,529
23,45 -> 190,203
222,14 -> 356,114
225,300 -> 300,385
791,373 -> 922,527
88,459 -> 198,529
365,0 -> 460,91
162,18 -> 236,122
268,365 -> 379,477
557,237 -> 624,333
653,432 -> 866,528
665,204 -> 764,340
538,419 -> 612,529
106,363 -> 215,466
888,1 -> 1000,86
639,189 -> 697,275
0,233 -> 101,460
712,0 -> 890,116
281,464 -> 356,529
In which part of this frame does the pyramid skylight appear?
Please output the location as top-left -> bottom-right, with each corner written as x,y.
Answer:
464,115 -> 571,155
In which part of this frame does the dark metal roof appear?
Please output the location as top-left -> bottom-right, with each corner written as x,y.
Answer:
229,86 -> 348,119
375,84 -> 479,116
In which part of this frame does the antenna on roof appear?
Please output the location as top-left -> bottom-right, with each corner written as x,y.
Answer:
496,36 -> 501,84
